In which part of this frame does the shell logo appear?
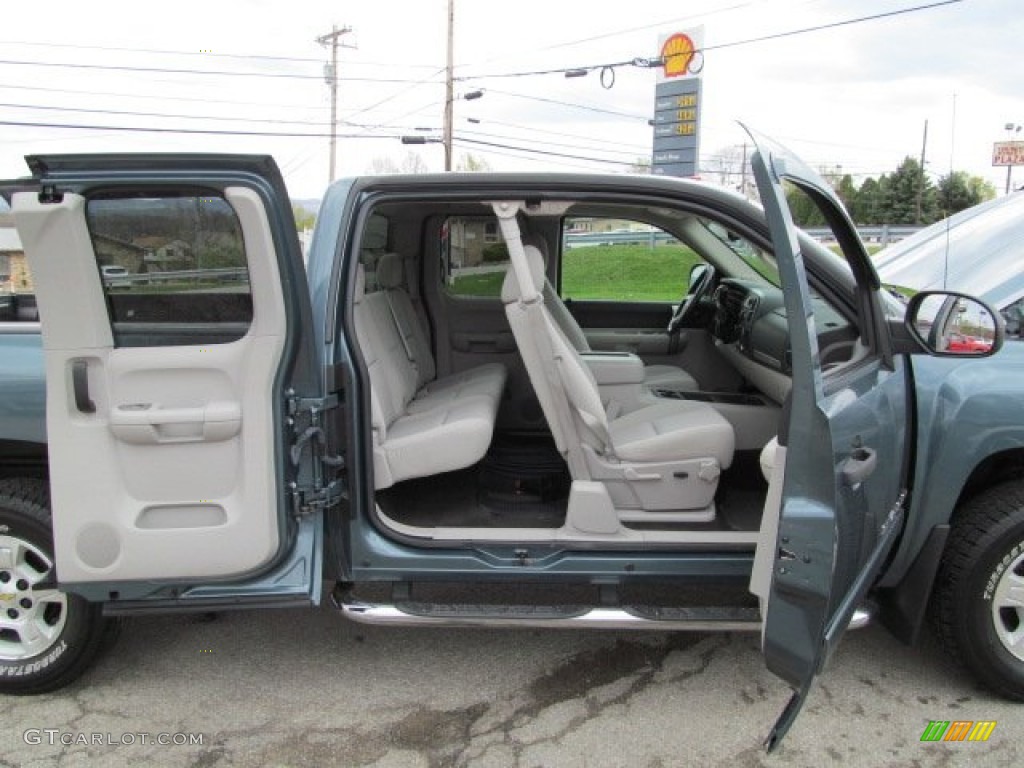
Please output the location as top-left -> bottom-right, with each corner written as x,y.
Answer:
661,33 -> 702,78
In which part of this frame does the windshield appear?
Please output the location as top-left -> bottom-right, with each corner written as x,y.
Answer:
699,219 -> 780,285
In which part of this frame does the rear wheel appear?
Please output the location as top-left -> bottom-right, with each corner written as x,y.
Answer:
931,480 -> 1024,700
0,478 -> 112,694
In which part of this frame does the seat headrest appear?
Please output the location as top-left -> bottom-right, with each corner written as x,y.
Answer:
501,245 -> 546,304
354,263 -> 366,303
377,252 -> 405,290
520,232 -> 550,264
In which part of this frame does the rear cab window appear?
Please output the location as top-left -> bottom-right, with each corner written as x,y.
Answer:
440,216 -> 508,298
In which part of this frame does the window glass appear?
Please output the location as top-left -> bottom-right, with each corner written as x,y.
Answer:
86,193 -> 252,344
560,217 -> 703,302
440,216 -> 508,298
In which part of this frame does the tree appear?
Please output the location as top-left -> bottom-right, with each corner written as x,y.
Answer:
366,156 -> 400,175
886,156 -> 937,225
291,204 -> 315,232
936,171 -> 996,217
456,153 -> 491,172
834,174 -> 860,221
400,152 -> 429,174
707,144 -> 747,190
785,182 -> 826,227
629,157 -> 651,174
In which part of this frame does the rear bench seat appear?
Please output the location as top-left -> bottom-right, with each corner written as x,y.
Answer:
354,256 -> 506,489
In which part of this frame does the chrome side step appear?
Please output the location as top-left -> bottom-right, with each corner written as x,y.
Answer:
335,595 -> 874,633
338,597 -> 762,632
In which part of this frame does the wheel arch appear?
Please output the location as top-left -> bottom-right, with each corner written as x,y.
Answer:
876,448 -> 1024,645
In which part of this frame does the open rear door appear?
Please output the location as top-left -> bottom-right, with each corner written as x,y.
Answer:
746,130 -> 910,750
9,155 -> 323,599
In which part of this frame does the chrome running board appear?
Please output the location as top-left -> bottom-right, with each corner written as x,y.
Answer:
335,594 -> 874,633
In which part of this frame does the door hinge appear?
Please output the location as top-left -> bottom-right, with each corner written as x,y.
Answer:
287,390 -> 346,518
290,478 -> 347,517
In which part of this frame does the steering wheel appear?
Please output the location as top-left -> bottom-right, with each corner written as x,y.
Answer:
667,264 -> 716,334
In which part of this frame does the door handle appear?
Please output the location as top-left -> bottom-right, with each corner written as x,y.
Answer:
71,360 -> 96,414
841,447 -> 877,487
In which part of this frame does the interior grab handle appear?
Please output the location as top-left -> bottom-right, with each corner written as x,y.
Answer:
71,360 -> 96,414
109,401 -> 241,444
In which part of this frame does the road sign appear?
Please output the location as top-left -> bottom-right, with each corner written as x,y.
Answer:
993,141 -> 1024,166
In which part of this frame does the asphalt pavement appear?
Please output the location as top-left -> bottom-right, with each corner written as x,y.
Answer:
1,598 -> 1020,767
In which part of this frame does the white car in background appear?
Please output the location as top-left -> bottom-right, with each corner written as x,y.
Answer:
875,191 -> 1024,334
99,264 -> 131,289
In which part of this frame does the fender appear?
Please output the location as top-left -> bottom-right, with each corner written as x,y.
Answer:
879,343 -> 1024,588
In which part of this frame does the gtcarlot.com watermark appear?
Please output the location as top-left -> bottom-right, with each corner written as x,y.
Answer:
24,729 -> 204,747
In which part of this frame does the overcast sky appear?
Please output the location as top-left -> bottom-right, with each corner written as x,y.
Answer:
1,0 -> 1021,200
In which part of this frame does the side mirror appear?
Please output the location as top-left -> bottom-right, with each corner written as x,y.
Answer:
906,291 -> 1004,357
688,263 -> 710,293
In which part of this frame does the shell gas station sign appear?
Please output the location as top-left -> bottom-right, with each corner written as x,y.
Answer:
651,27 -> 704,178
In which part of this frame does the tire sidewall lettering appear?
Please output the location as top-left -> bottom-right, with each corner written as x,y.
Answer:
0,639 -> 68,677
982,539 -> 1024,602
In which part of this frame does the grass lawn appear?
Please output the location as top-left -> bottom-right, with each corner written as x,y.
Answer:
448,244 -> 703,302
446,242 -> 885,301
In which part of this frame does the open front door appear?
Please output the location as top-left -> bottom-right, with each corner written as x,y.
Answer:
746,131 -> 910,750
9,155 -> 322,597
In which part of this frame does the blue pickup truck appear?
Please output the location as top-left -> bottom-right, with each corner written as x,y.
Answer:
1,133 -> 1021,748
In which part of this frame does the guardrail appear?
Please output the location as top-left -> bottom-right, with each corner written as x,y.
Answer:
103,267 -> 248,286
564,225 -> 921,249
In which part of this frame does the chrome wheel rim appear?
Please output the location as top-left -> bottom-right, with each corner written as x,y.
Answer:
0,533 -> 68,661
991,545 -> 1024,662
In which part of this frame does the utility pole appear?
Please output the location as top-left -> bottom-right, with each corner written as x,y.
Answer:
317,24 -> 353,185
443,0 -> 455,171
915,119 -> 928,224
739,142 -> 748,199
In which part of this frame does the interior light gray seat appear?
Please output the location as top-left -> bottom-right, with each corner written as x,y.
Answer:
522,233 -> 699,392
376,252 -> 506,411
502,245 -> 734,516
354,263 -> 507,489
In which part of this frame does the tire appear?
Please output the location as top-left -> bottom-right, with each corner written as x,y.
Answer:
0,478 -> 113,694
931,480 -> 1024,700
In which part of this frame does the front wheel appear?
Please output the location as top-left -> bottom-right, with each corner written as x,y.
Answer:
931,480 -> 1024,700
0,478 -> 113,694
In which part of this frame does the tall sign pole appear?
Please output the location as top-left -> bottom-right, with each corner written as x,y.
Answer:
443,0 -> 455,171
651,27 -> 705,178
317,24 -> 354,185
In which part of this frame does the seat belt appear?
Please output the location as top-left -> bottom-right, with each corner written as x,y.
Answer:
384,290 -> 418,370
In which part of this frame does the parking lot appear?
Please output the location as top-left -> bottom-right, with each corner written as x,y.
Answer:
1,597 -> 1019,768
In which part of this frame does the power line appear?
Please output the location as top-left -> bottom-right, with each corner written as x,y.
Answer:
0,57 -> 440,84
456,136 -> 631,166
457,0 -> 963,81
0,38 -> 442,69
468,118 -> 650,152
486,88 -> 648,121
0,83 -> 329,111
1,101 -> 333,127
343,68 -> 449,124
0,119 -> 403,140
451,139 -> 614,173
458,128 -> 645,159
453,0 -> 760,70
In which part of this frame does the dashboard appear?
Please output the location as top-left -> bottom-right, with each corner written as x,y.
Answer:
712,279 -> 857,377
